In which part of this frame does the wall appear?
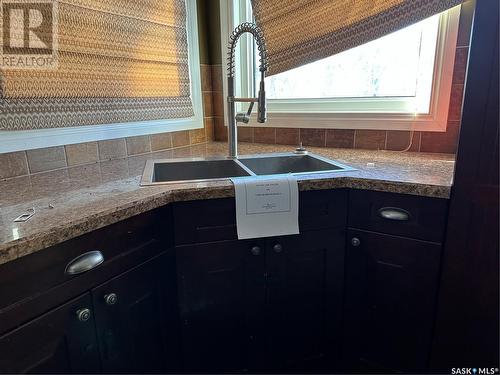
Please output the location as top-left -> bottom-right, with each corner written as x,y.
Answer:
0,0 -> 215,180
213,1 -> 475,154
0,1 -> 474,180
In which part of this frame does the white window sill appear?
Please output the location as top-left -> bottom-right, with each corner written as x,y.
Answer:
244,111 -> 449,132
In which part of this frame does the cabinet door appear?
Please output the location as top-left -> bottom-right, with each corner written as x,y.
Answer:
0,293 -> 100,374
266,229 -> 345,371
343,229 -> 442,372
92,252 -> 179,373
177,239 -> 266,372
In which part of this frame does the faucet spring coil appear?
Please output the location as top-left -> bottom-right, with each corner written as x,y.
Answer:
227,22 -> 268,78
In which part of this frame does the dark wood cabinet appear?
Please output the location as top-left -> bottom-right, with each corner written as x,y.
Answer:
0,293 -> 100,374
0,253 -> 180,375
342,229 -> 442,373
176,229 -> 346,373
348,190 -> 448,242
173,190 -> 348,245
0,188 -> 456,373
177,239 -> 267,372
92,253 -> 180,373
265,230 -> 345,371
0,206 -> 173,337
0,207 -> 179,374
174,192 -> 348,373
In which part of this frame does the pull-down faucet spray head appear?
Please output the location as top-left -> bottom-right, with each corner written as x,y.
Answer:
257,71 -> 266,123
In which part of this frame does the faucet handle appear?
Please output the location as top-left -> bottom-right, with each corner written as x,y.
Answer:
235,101 -> 255,124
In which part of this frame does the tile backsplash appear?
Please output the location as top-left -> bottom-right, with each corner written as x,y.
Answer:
0,131 -> 206,179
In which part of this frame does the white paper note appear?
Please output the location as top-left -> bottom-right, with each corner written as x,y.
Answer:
231,175 -> 299,239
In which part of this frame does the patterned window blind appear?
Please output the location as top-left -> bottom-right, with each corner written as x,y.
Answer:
0,0 -> 193,131
251,0 -> 463,76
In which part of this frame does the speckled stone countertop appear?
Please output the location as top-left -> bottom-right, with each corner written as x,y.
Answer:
0,142 -> 455,265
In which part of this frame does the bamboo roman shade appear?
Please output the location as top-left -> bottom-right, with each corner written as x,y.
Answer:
0,0 -> 193,131
251,0 -> 462,76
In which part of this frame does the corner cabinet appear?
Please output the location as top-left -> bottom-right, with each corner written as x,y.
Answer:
174,190 -> 348,372
0,188 -> 450,374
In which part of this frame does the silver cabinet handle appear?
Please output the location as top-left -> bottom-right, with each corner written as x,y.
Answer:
273,244 -> 283,253
351,237 -> 361,247
250,246 -> 261,256
104,293 -> 118,306
378,207 -> 411,221
65,251 -> 104,275
76,308 -> 92,322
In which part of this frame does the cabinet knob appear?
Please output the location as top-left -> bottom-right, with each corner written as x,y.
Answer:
104,293 -> 118,306
351,237 -> 361,247
250,246 -> 261,256
76,308 -> 91,322
273,244 -> 283,253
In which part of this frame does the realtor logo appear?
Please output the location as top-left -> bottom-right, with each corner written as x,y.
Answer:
1,0 -> 58,69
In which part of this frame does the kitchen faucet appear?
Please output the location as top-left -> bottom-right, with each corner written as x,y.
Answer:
227,22 -> 268,158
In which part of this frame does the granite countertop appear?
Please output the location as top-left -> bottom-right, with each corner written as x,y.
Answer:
0,141 -> 455,266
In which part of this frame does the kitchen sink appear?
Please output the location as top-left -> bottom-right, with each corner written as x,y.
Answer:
141,158 -> 253,185
141,152 -> 355,186
237,153 -> 352,175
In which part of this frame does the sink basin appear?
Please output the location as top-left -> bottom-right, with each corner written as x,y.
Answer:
238,153 -> 352,175
141,158 -> 252,185
141,152 -> 355,186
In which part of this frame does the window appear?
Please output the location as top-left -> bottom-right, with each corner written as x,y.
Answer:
266,15 -> 439,112
221,0 -> 460,131
1,0 -> 203,153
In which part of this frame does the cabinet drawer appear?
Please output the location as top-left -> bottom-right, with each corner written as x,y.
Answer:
0,206 -> 173,334
348,190 -> 448,242
173,189 -> 348,245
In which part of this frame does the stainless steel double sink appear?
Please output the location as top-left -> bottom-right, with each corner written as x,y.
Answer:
140,152 -> 355,186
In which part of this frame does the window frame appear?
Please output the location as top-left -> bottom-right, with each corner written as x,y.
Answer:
0,0 -> 203,154
220,0 -> 461,132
